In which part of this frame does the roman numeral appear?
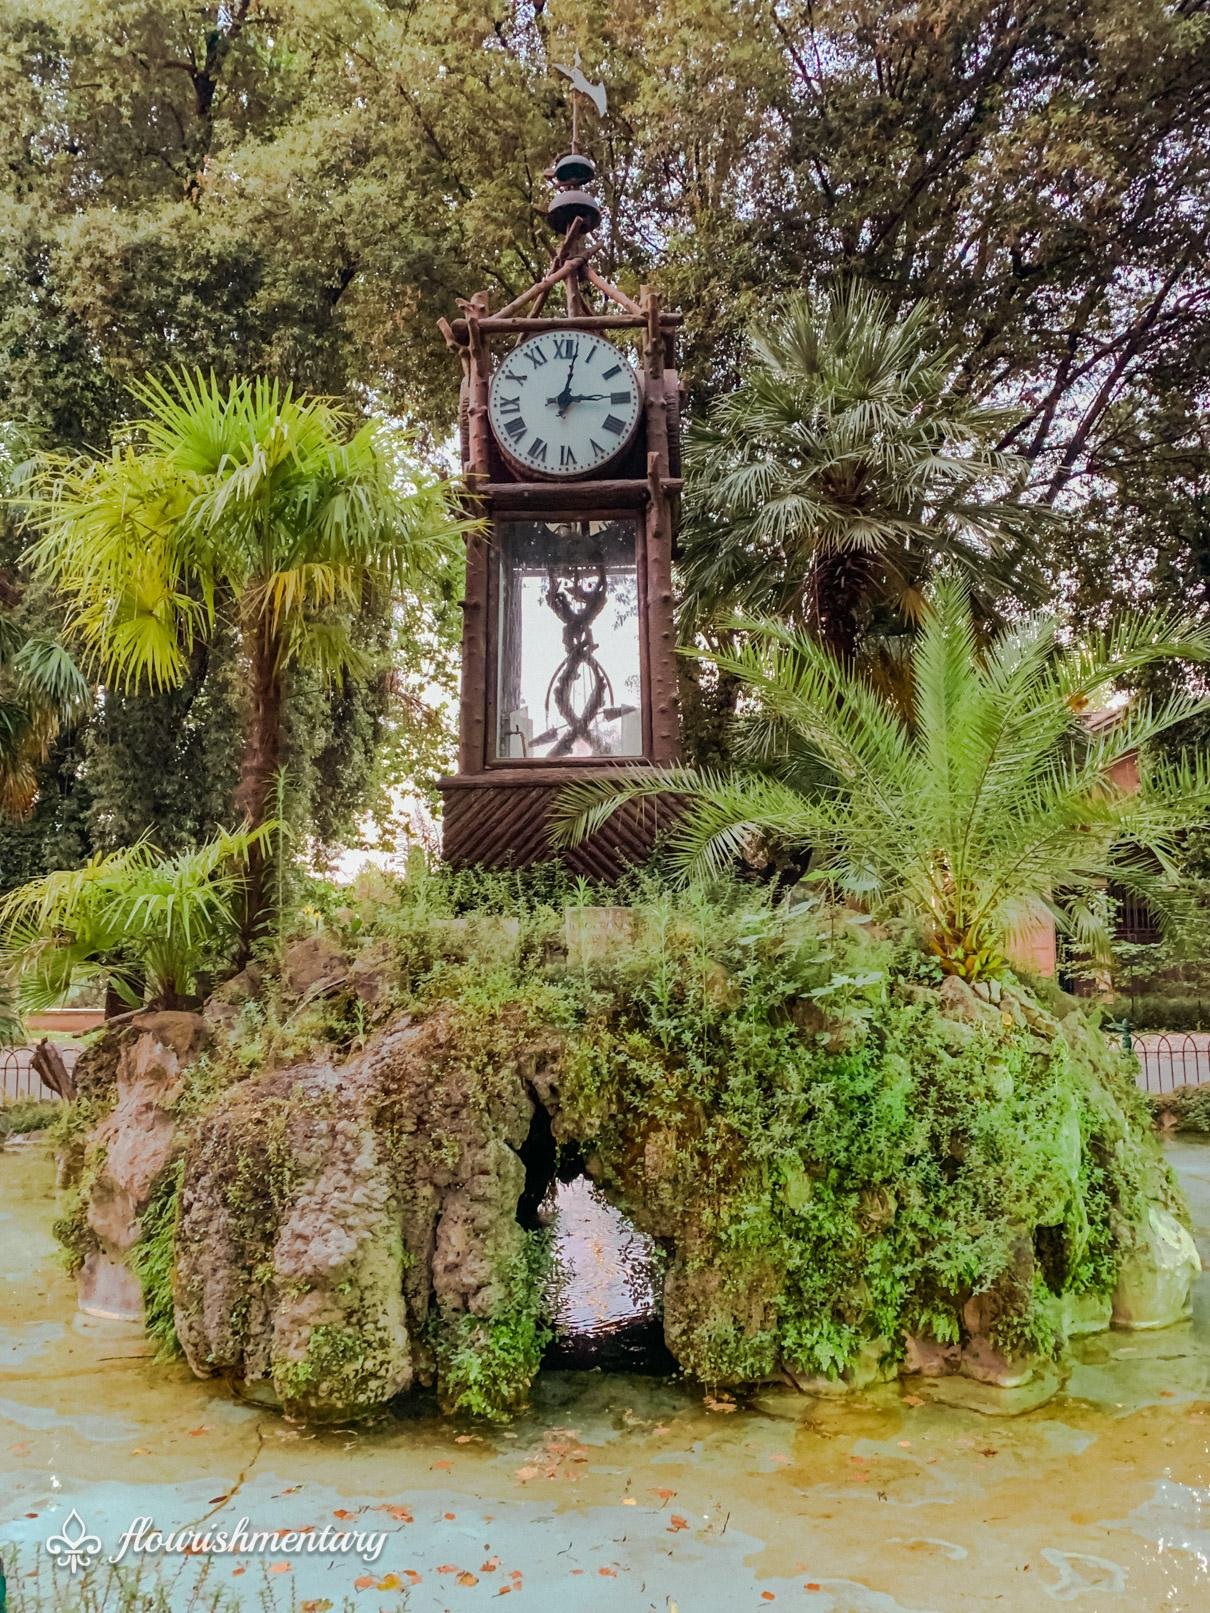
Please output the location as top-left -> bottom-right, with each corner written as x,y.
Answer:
503,416 -> 526,441
559,444 -> 578,468
553,337 -> 577,359
610,391 -> 630,405
590,439 -> 605,457
498,394 -> 521,415
528,436 -> 548,464
602,414 -> 626,435
602,363 -> 622,379
524,344 -> 549,368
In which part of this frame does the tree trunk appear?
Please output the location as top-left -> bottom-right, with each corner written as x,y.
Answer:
811,548 -> 878,667
31,1039 -> 76,1101
233,614 -> 283,956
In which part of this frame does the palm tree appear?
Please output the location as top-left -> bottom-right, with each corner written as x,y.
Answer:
680,282 -> 1043,666
554,580 -> 1210,982
0,824 -> 274,1016
24,371 -> 460,941
0,611 -> 91,818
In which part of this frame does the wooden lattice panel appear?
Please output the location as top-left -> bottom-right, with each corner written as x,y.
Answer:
438,774 -> 675,880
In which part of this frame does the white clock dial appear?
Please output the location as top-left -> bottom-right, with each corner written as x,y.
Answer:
488,331 -> 643,477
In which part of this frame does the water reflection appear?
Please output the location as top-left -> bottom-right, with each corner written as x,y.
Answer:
541,1176 -> 674,1372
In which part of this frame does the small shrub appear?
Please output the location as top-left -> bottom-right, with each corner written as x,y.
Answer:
0,1098 -> 58,1138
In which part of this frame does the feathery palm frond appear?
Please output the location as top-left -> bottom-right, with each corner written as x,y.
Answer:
0,823 -> 276,1011
554,579 -> 1210,980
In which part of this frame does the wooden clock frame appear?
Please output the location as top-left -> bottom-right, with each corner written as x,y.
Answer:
436,238 -> 683,877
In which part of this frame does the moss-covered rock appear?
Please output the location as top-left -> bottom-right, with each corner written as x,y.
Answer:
53,877 -> 1202,1422
174,1007 -> 555,1421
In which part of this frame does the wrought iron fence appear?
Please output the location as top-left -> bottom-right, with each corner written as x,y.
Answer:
1115,1031 -> 1210,1094
0,1045 -> 80,1103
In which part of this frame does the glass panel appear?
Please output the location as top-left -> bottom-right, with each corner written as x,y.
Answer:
495,517 -> 643,760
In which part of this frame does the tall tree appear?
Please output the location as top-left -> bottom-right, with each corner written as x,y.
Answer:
680,283 -> 1041,666
26,371 -> 460,939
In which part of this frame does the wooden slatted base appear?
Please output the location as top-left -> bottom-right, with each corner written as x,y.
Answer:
438,771 -> 673,881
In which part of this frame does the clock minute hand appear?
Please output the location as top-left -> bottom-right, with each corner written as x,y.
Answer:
564,392 -> 607,404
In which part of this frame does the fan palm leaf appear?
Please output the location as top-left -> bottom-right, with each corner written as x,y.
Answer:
680,281 -> 1046,662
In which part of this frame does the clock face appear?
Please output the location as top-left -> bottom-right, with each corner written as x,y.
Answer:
488,331 -> 643,477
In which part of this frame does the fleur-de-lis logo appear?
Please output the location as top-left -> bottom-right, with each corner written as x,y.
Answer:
44,1509 -> 102,1574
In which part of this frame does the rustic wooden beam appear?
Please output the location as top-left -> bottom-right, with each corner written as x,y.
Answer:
452,313 -> 682,336
640,281 -> 680,765
474,478 -> 681,511
584,263 -> 642,315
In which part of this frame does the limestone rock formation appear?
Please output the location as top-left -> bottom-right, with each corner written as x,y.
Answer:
76,1013 -> 209,1321
175,1010 -> 549,1421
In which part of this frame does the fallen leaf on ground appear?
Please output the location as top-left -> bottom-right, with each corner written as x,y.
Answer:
704,1395 -> 737,1413
300,1601 -> 333,1613
599,1566 -> 617,1577
653,1487 -> 677,1503
437,1564 -> 460,1574
902,1394 -> 924,1407
481,1556 -> 500,1571
333,1508 -> 357,1520
622,1497 -> 636,1506
375,1575 -> 402,1591
186,1426 -> 210,1436
457,1572 -> 479,1587
667,1515 -> 690,1533
353,1576 -> 375,1591
515,1465 -> 541,1483
380,1504 -> 412,1522
268,1563 -> 291,1574
761,1594 -> 776,1602
432,1459 -> 453,1471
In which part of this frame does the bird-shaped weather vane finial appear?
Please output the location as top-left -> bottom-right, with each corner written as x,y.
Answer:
553,52 -> 607,153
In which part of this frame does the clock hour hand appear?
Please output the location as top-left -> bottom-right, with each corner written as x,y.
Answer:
563,392 -> 607,404
548,352 -> 579,416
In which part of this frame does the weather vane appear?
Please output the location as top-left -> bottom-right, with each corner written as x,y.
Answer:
553,52 -> 607,153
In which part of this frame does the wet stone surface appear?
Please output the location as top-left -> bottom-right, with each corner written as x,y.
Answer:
0,1136 -> 1207,1611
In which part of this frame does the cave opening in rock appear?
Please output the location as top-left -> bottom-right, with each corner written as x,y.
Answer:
516,1100 -> 673,1373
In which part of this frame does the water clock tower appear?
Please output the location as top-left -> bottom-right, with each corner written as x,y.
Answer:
436,83 -> 683,875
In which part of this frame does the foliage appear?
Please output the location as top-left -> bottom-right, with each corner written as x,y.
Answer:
21,370 -> 463,934
1152,1084 -> 1210,1134
556,579 -> 1210,980
1106,995 -> 1210,1033
0,0 -> 1206,777
129,1159 -> 184,1361
0,1097 -> 57,1137
680,282 -> 1044,663
433,1234 -> 553,1423
0,824 -> 274,1012
0,609 -> 91,819
26,371 -> 456,699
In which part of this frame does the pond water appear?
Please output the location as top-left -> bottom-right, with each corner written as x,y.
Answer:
1,1134 -> 1207,1611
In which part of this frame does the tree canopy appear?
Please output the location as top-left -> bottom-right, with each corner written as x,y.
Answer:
0,0 -> 1207,873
